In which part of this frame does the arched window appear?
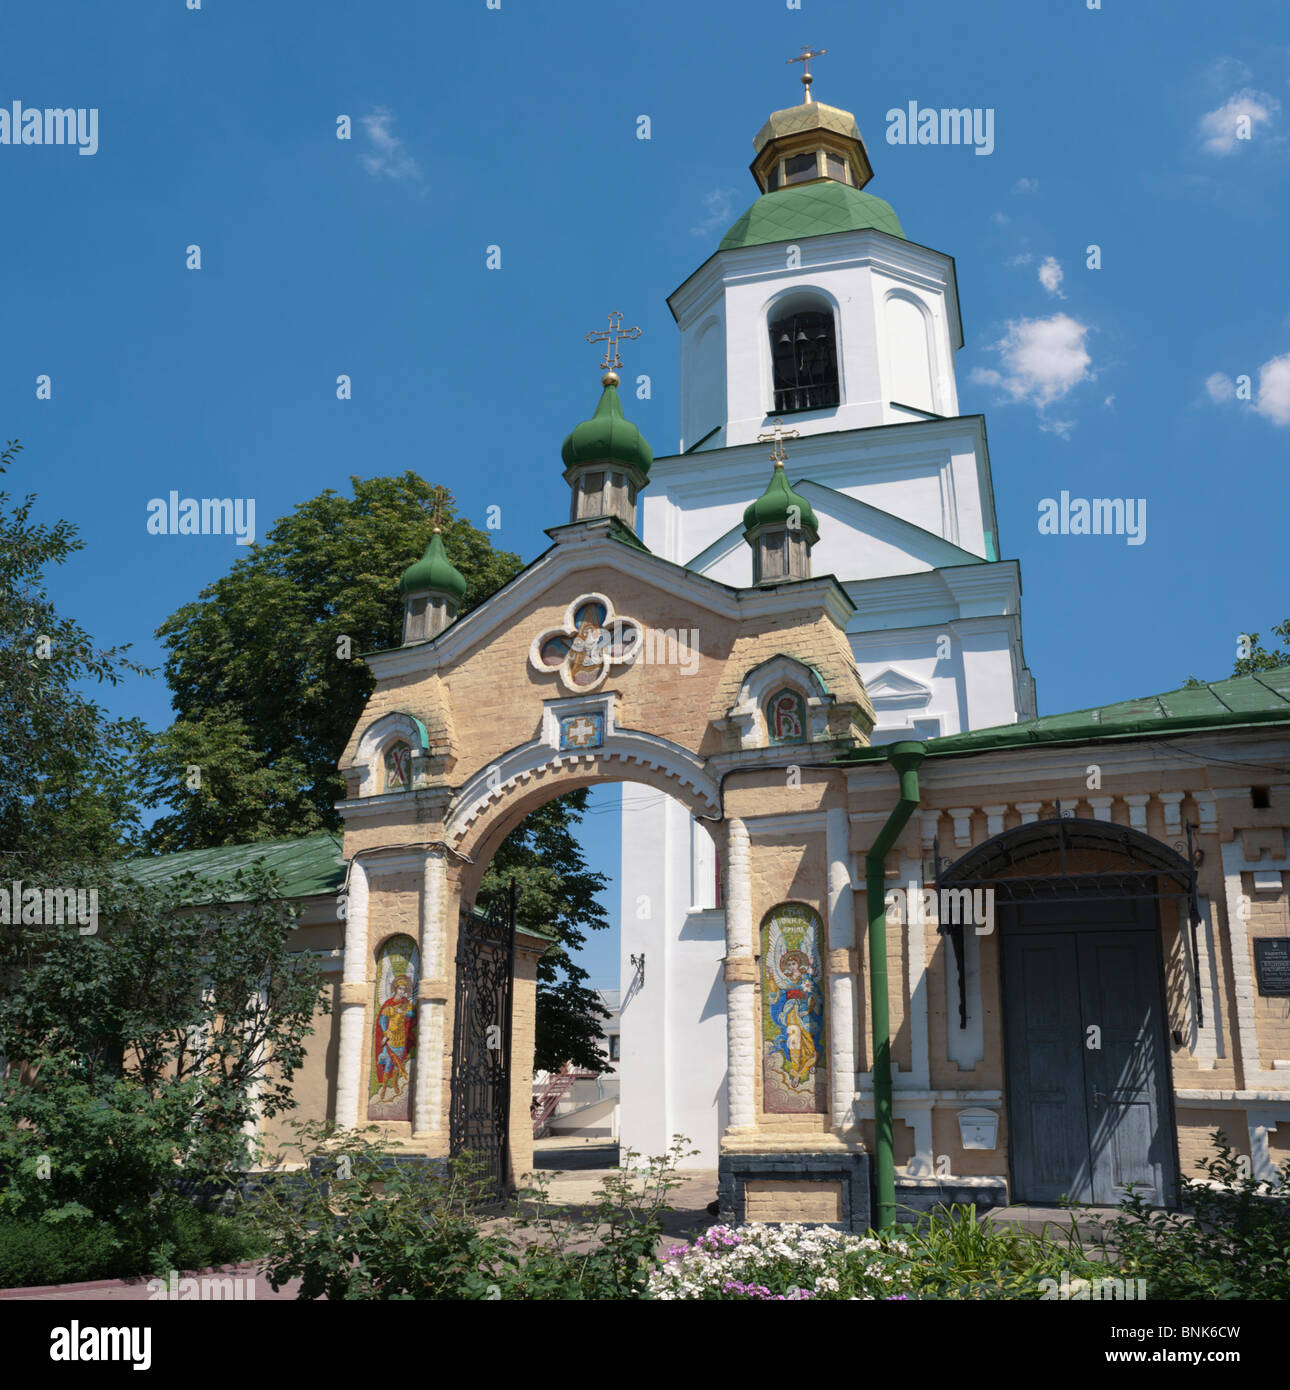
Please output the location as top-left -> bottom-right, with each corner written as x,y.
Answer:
769,300 -> 839,415
384,741 -> 412,792
766,688 -> 806,744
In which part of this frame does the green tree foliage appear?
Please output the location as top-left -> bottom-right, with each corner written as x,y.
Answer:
0,863 -> 327,1171
140,473 -> 613,1071
482,793 -> 611,1074
139,473 -> 521,844
1184,619 -> 1290,688
0,440 -> 148,872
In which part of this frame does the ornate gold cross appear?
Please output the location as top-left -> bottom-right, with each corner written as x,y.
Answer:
586,311 -> 642,372
787,45 -> 828,102
757,417 -> 800,466
427,484 -> 451,530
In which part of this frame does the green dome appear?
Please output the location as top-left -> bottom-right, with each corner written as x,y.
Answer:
560,381 -> 653,478
743,465 -> 819,541
719,181 -> 904,252
399,528 -> 467,602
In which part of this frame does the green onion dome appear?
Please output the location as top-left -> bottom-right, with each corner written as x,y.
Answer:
743,464 -> 819,542
399,528 -> 467,602
560,377 -> 653,478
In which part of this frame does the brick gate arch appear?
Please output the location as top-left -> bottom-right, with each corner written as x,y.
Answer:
329,517 -> 874,1183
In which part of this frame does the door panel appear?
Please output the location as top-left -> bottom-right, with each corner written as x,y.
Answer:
1002,898 -> 1174,1206
1002,932 -> 1092,1202
1078,931 -> 1171,1203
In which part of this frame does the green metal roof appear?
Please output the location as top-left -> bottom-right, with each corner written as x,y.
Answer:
400,529 -> 467,602
124,832 -> 346,902
719,181 -> 905,252
561,381 -> 653,478
743,464 -> 819,541
839,670 -> 1290,764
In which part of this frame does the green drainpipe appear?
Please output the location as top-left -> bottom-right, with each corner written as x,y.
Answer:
864,740 -> 926,1231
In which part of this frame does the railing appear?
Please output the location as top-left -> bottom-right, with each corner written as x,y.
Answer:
531,1064 -> 598,1137
773,382 -> 840,414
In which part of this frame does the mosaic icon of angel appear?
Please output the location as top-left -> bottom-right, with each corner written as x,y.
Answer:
530,594 -> 642,691
765,915 -> 824,1091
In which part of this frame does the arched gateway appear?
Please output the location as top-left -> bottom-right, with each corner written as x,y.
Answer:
331,363 -> 878,1211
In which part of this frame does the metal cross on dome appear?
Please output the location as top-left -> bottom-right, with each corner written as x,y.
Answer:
586,311 -> 642,372
427,484 -> 451,529
787,45 -> 828,102
757,417 -> 800,466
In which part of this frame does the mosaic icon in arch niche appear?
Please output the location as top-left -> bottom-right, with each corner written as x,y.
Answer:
767,688 -> 806,743
529,593 -> 642,692
368,934 -> 419,1122
761,903 -> 827,1114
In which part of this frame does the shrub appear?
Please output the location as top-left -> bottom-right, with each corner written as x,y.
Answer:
0,1218 -> 122,1288
1093,1131 -> 1290,1300
250,1124 -> 693,1300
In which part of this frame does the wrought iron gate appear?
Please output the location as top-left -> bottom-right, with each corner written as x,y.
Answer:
448,881 -> 516,1196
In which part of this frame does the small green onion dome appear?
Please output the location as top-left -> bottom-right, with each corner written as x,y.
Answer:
399,527 -> 467,602
561,377 -> 653,478
743,464 -> 819,541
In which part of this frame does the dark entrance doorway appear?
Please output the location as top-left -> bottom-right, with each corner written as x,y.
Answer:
448,883 -> 516,1196
1001,897 -> 1176,1205
935,815 -> 1199,1210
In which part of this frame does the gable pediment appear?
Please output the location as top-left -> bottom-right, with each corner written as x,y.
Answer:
684,480 -> 982,588
866,665 -> 934,709
365,519 -> 853,682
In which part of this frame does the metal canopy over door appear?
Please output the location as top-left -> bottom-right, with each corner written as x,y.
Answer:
1001,897 -> 1176,1205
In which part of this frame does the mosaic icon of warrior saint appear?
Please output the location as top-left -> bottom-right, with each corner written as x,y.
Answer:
369,935 -> 419,1119
761,908 -> 827,1114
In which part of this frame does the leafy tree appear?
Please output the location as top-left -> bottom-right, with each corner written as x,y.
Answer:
0,862 -> 327,1172
139,473 -> 521,841
0,439 -> 148,872
482,792 -> 611,1074
141,473 -> 613,1070
1183,619 -> 1290,687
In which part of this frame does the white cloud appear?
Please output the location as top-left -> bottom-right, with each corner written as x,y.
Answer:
1255,352 -> 1290,424
1038,256 -> 1065,297
1012,177 -> 1039,193
1006,251 -> 1033,266
1197,88 -> 1280,155
1204,56 -> 1254,95
1103,394 -> 1116,409
691,187 -> 739,237
359,108 -> 422,181
991,210 -> 1009,225
971,313 -> 1094,427
1203,356 -> 1290,423
1205,371 -> 1237,402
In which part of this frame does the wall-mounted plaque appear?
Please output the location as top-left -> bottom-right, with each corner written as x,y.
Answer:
1253,938 -> 1290,997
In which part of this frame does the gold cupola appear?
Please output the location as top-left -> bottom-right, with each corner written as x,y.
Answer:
750,46 -> 875,194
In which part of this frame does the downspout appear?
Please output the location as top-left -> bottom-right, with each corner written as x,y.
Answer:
864,740 -> 926,1231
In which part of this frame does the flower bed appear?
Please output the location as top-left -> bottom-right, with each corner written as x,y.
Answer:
649,1224 -> 917,1300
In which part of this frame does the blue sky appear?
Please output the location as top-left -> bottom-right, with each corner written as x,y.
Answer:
4,1 -> 1288,987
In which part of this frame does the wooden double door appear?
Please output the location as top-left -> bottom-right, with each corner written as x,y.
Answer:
1001,897 -> 1176,1205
